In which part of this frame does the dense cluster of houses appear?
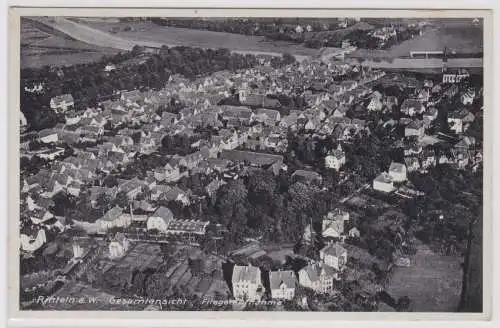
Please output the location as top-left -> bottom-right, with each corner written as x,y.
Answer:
369,74 -> 482,195
20,58 -> 388,253
20,45 -> 483,309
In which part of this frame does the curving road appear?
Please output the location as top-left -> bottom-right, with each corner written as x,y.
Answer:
31,17 -> 310,61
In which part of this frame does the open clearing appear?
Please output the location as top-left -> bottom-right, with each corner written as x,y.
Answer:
386,241 -> 462,312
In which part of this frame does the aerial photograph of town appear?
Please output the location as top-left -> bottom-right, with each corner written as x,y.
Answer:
18,16 -> 483,312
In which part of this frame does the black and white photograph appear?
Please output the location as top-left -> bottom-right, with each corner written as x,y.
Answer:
12,9 -> 489,316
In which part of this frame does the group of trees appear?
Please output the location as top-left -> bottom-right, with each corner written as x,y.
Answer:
338,27 -> 421,50
406,165 -> 482,256
151,18 -> 343,41
209,169 -> 338,250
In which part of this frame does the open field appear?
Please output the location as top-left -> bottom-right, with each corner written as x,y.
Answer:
35,17 -> 318,60
21,18 -> 119,69
84,20 -> 324,57
386,241 -> 462,312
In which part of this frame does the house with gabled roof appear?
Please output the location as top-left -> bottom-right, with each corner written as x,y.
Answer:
404,157 -> 421,172
67,181 -> 83,197
147,206 -> 174,233
333,105 -> 349,117
279,111 -> 300,130
320,242 -> 348,271
39,129 -> 59,144
64,110 -> 81,126
298,262 -> 336,293
461,88 -> 476,105
452,149 -> 470,170
348,227 -> 361,238
373,172 -> 395,193
384,96 -> 399,111
180,151 -> 204,170
405,119 -> 425,138
322,214 -> 345,240
448,109 -> 475,134
420,149 -> 437,169
205,178 -> 226,198
254,108 -> 281,126
423,107 -> 438,127
121,90 -> 142,105
108,151 -> 130,166
29,208 -> 54,225
50,94 -> 74,113
455,136 -> 476,150
321,208 -> 349,238
417,88 -> 430,103
40,179 -> 65,198
118,178 -> 144,200
111,135 -> 134,147
165,186 -> 191,206
20,229 -> 47,252
81,126 -> 104,142
108,232 -> 130,259
232,265 -> 264,301
96,206 -> 127,231
400,99 -> 425,117
340,80 -> 358,92
388,162 -> 407,182
269,270 -> 297,300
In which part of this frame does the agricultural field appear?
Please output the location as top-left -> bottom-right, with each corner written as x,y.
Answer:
74,19 -> 321,57
386,241 -> 462,312
20,18 -> 119,69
